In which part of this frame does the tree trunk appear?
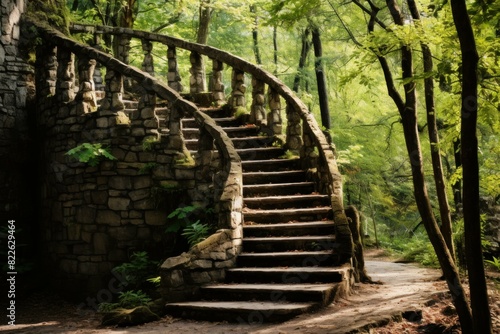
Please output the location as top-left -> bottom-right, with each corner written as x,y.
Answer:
450,1 -> 492,332
273,25 -> 278,75
346,205 -> 373,283
453,139 -> 463,211
407,0 -> 455,261
311,25 -> 331,143
293,28 -> 311,93
195,0 -> 211,91
369,1 -> 475,332
250,5 -> 262,65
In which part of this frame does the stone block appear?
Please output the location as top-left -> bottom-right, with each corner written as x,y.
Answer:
162,253 -> 191,270
108,226 -> 137,241
108,197 -> 130,211
91,190 -> 108,205
145,210 -> 167,225
133,176 -> 152,189
209,252 -> 227,261
75,206 -> 97,224
59,259 -> 78,274
79,262 -> 100,275
130,189 -> 150,201
191,260 -> 213,269
109,176 -> 132,190
165,269 -> 184,288
96,210 -> 121,226
190,271 -> 211,284
93,233 -> 109,254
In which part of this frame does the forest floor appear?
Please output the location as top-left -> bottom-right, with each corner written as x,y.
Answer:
2,248 -> 500,334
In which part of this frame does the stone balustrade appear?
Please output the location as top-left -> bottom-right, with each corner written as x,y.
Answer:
28,19 -> 351,296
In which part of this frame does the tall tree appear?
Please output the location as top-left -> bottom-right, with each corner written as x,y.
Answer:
406,0 -> 455,260
450,0 -> 492,332
311,24 -> 331,133
351,0 -> 474,331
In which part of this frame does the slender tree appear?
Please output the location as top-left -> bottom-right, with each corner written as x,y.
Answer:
352,0 -> 474,331
406,0 -> 455,260
450,0 -> 492,332
311,24 -> 331,133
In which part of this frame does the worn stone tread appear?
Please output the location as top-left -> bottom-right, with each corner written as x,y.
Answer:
202,283 -> 335,292
165,301 -> 315,313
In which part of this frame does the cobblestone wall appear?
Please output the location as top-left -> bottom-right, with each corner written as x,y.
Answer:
0,1 -> 37,245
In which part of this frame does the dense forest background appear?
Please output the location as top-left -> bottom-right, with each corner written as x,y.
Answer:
66,0 -> 499,261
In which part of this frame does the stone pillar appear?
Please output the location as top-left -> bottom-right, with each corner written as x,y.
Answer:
99,69 -> 124,113
115,35 -> 132,89
167,46 -> 183,92
92,33 -> 104,92
229,69 -> 245,109
56,47 -> 76,103
75,55 -> 97,114
141,39 -> 154,77
35,44 -> 57,101
250,77 -> 266,126
285,104 -> 303,153
138,91 -> 159,138
211,59 -> 225,107
197,127 -> 214,181
189,51 -> 204,93
167,107 -> 184,151
267,87 -> 282,135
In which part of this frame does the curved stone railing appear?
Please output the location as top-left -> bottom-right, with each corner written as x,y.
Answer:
69,23 -> 353,262
27,17 -> 243,296
29,17 -> 352,298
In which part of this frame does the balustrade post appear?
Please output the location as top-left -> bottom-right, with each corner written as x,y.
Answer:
197,127 -> 214,180
115,35 -> 133,90
75,55 -> 97,114
285,104 -> 303,153
250,78 -> 266,126
211,59 -> 225,107
92,32 -> 104,92
141,39 -> 155,77
190,52 -> 205,93
56,47 -> 75,103
229,69 -> 246,109
167,107 -> 185,151
267,88 -> 282,136
167,46 -> 183,92
99,69 -> 124,113
138,91 -> 159,138
35,43 -> 57,100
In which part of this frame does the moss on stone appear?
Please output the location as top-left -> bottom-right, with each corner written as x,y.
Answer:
27,0 -> 70,34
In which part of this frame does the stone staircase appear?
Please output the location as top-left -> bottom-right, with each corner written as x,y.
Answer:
164,106 -> 352,323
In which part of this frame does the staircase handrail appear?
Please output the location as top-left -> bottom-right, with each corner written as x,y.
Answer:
69,23 -> 352,255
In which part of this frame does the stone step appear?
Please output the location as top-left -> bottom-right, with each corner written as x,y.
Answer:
243,206 -> 332,224
225,267 -> 347,284
242,158 -> 301,172
237,251 -> 337,267
243,221 -> 336,237
182,117 -> 240,128
242,235 -> 337,253
244,194 -> 330,209
237,147 -> 285,161
243,182 -> 316,197
200,283 -> 338,305
243,170 -> 306,185
231,136 -> 277,149
164,300 -> 315,323
182,125 -> 259,140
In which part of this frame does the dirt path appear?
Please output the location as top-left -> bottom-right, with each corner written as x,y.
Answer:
0,252 -> 450,334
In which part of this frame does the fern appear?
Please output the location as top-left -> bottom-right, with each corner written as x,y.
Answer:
182,221 -> 211,247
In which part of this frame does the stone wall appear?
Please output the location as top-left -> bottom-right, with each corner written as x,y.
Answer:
37,87 -> 214,296
0,1 -> 37,258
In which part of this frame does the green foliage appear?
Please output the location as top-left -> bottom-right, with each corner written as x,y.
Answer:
98,290 -> 152,312
384,232 -> 440,268
139,162 -> 159,175
485,257 -> 500,272
66,143 -> 117,166
113,251 -> 158,290
182,221 -> 211,247
165,205 -> 198,233
142,137 -> 159,152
